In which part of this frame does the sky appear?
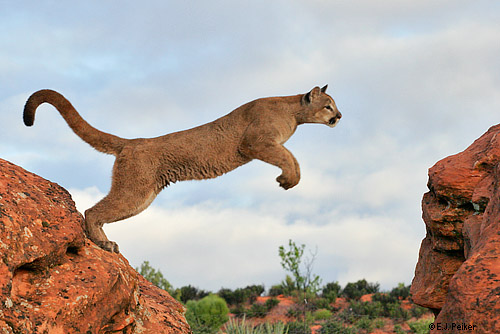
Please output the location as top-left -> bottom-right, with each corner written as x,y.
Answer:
1,1 -> 500,293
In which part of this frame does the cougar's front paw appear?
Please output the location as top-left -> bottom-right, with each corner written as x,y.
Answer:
96,240 -> 120,253
276,174 -> 299,190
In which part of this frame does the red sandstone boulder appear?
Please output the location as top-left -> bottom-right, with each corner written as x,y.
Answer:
411,125 -> 500,333
0,158 -> 191,334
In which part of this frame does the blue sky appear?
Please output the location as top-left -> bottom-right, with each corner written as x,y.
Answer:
1,1 -> 500,292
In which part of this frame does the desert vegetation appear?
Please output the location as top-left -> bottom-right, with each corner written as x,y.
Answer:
137,240 -> 433,334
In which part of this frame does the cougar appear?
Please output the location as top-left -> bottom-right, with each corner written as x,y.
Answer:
24,85 -> 342,252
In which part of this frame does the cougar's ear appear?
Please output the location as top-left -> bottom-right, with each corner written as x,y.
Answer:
321,84 -> 328,93
302,86 -> 322,105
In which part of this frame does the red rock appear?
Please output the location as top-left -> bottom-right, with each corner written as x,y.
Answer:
0,158 -> 191,333
411,125 -> 500,333
360,293 -> 373,303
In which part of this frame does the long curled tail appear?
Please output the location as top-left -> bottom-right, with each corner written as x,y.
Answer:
24,89 -> 127,155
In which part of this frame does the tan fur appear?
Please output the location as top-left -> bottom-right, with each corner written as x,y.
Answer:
23,86 -> 341,252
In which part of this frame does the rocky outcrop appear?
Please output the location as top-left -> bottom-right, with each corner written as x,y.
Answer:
411,125 -> 500,333
0,158 -> 191,333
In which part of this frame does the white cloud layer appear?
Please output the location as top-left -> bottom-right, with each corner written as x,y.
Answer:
1,1 -> 499,291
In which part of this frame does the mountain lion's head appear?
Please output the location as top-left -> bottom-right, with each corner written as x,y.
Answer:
301,85 -> 342,128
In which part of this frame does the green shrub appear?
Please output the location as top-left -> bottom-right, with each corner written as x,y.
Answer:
230,304 -> 246,318
342,279 -> 379,300
260,321 -> 288,334
410,304 -> 430,318
390,283 -> 410,300
321,282 -> 341,303
408,317 -> 433,334
244,285 -> 265,303
386,302 -> 409,320
278,275 -> 296,296
136,261 -> 172,293
229,297 -> 280,319
305,311 -> 315,325
218,288 -> 237,305
223,317 -> 289,334
347,300 -> 384,319
265,297 -> 280,310
313,309 -> 332,321
319,320 -> 355,334
287,321 -> 311,334
394,324 -> 405,334
179,285 -> 209,304
218,285 -> 265,306
185,294 -> 229,334
223,317 -> 254,334
355,316 -> 373,332
269,284 -> 285,297
286,306 -> 301,319
373,318 -> 385,329
312,297 -> 331,310
372,292 -> 397,304
338,308 -> 356,324
347,299 -> 410,320
247,303 -> 267,318
279,240 -> 322,294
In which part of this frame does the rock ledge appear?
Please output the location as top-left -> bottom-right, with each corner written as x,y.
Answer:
411,125 -> 500,333
0,158 -> 191,334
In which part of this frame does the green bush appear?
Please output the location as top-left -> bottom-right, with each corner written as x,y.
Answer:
313,309 -> 332,321
355,316 -> 373,332
287,321 -> 311,334
260,321 -> 289,334
265,297 -> 280,311
410,304 -> 430,318
179,285 -> 209,304
247,303 -> 267,318
394,324 -> 405,334
312,297 -> 331,310
217,285 -> 265,306
342,279 -> 379,300
386,302 -> 409,320
185,294 -> 229,334
218,288 -> 237,305
321,282 -> 341,303
278,275 -> 296,296
237,297 -> 280,318
373,318 -> 385,329
408,317 -> 433,334
338,308 -> 356,324
269,284 -> 285,297
390,283 -> 410,300
223,317 -> 289,334
346,299 -> 410,321
136,261 -> 172,293
230,304 -> 246,318
319,320 -> 355,334
245,285 -> 265,303
279,240 -> 322,294
286,306 -> 301,319
372,292 -> 397,304
347,300 -> 384,319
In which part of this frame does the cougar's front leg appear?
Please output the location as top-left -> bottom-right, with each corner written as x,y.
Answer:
239,133 -> 300,190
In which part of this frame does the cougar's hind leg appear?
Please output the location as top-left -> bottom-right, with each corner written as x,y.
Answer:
84,166 -> 159,253
84,187 -> 158,253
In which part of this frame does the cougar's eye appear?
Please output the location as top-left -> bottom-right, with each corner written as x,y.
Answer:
325,106 -> 333,111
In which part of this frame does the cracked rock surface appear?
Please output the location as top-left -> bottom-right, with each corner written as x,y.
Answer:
411,125 -> 500,333
0,158 -> 191,334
